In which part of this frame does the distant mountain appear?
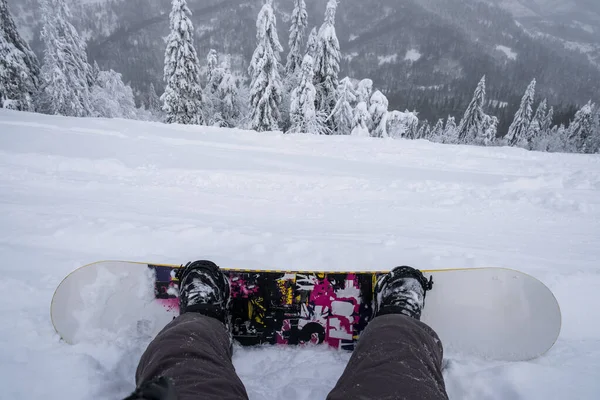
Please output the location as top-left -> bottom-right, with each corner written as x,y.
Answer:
7,0 -> 600,132
484,0 -> 600,68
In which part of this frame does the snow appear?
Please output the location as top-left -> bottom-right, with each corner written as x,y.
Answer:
404,48 -> 422,62
377,54 -> 397,65
496,45 -> 518,60
1,109 -> 600,399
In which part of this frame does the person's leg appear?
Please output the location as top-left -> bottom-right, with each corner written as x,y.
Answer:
328,266 -> 448,400
127,260 -> 249,400
135,312 -> 248,400
327,314 -> 447,400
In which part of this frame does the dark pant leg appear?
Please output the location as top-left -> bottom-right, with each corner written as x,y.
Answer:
327,314 -> 448,400
136,313 -> 249,400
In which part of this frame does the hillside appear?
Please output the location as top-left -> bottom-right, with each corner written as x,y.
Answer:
7,0 -> 600,130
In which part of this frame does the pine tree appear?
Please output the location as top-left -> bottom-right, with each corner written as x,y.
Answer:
91,60 -> 100,85
430,118 -> 445,143
162,0 -> 204,125
206,49 -> 218,83
215,57 -> 244,127
568,101 -> 597,153
39,0 -> 93,117
285,0 -> 307,78
457,76 -> 486,144
526,99 -> 547,149
305,27 -> 318,58
313,0 -> 340,131
249,0 -> 284,132
147,83 -> 161,114
329,77 -> 356,135
542,106 -> 554,134
481,115 -> 498,145
547,125 -> 567,153
369,90 -> 389,138
506,79 -> 536,147
356,79 -> 373,105
387,110 -> 419,139
289,54 -> 328,135
90,69 -> 136,119
0,0 -> 40,111
443,116 -> 458,144
351,101 -> 371,137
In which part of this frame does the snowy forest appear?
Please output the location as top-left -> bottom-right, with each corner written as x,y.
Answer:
1,0 -> 599,154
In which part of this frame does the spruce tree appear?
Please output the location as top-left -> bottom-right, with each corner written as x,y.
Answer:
457,75 -> 486,144
506,79 -> 536,147
216,57 -> 244,127
285,0 -> 307,78
443,116 -> 458,144
313,0 -> 340,131
369,90 -> 389,138
356,79 -> 373,104
161,0 -> 203,125
306,27 -> 318,58
0,0 -> 40,111
249,0 -> 283,132
568,101 -> 597,153
39,0 -> 92,117
147,83 -> 161,114
289,54 -> 328,135
430,118 -> 445,143
351,101 -> 371,137
526,99 -> 547,149
90,69 -> 136,119
329,77 -> 356,135
481,115 -> 498,145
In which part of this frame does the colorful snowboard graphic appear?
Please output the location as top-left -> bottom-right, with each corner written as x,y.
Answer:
51,261 -> 562,361
153,265 -> 374,350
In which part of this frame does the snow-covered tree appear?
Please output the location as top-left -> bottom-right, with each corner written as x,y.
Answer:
356,79 -> 373,105
416,121 -> 431,139
369,90 -> 389,138
525,99 -> 547,149
288,54 -> 328,135
457,75 -> 486,144
443,116 -> 458,144
329,77 -> 356,135
430,118 -> 445,143
546,125 -> 568,153
351,101 -> 371,137
480,115 -> 498,145
147,83 -> 162,114
206,49 -> 218,82
38,0 -> 93,117
541,105 -> 554,134
90,69 -> 136,119
285,0 -> 307,78
506,79 -> 536,147
313,0 -> 340,131
387,110 -> 419,139
91,60 -> 100,84
161,0 -> 204,125
249,0 -> 284,132
305,27 -> 318,58
215,58 -> 245,127
0,0 -> 40,111
568,101 -> 597,153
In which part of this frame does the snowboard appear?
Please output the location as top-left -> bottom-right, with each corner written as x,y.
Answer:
51,261 -> 561,361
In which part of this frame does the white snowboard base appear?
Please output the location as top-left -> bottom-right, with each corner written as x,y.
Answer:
51,261 -> 561,361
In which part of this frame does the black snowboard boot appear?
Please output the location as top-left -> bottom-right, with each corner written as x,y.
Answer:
374,266 -> 433,320
176,260 -> 231,325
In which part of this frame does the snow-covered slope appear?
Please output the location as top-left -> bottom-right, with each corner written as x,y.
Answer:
1,110 -> 599,399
